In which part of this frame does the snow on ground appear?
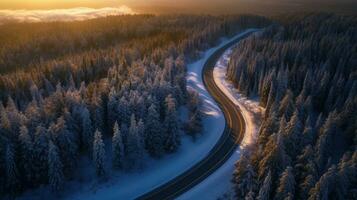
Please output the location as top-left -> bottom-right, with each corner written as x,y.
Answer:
178,32 -> 264,200
19,30 -> 258,200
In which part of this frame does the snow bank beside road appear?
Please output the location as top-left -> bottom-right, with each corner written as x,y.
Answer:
179,33 -> 264,200
213,47 -> 264,148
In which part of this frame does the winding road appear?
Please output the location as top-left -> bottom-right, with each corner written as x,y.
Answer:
137,31 -> 255,200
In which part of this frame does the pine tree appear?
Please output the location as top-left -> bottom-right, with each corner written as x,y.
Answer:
6,96 -> 18,114
258,112 -> 278,147
24,100 -> 42,133
337,152 -> 357,200
30,83 -> 42,104
0,134 -> 6,194
44,78 -> 55,95
112,122 -> 124,169
90,89 -> 104,132
126,115 -> 143,169
49,117 -> 78,177
0,104 -> 11,136
245,190 -> 255,200
145,104 -> 164,157
187,110 -> 203,137
284,110 -> 303,158
316,112 -> 338,173
187,90 -> 203,137
163,95 -> 180,153
63,107 -> 78,137
275,69 -> 288,102
33,126 -> 49,185
258,133 -> 289,179
308,165 -> 338,200
257,170 -> 272,200
93,129 -> 106,177
48,141 -> 64,193
137,118 -> 145,148
294,145 -> 316,184
260,77 -> 271,107
235,163 -> 257,199
120,122 -> 129,148
118,97 -> 130,125
18,125 -> 34,185
81,107 -> 93,151
266,80 -> 276,111
107,87 -> 119,127
5,144 -> 20,195
276,166 -> 295,200
299,174 -> 316,200
278,90 -> 295,121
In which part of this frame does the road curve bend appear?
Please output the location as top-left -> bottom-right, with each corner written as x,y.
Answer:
137,31 -> 255,200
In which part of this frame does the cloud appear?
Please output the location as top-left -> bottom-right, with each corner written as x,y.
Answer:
0,6 -> 135,24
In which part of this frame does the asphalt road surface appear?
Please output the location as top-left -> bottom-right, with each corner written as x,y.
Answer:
137,31 -> 255,200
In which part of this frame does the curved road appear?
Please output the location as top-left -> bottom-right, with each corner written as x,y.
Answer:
137,31 -> 255,200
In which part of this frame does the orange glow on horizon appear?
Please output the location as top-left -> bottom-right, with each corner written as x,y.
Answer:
0,0 -> 125,9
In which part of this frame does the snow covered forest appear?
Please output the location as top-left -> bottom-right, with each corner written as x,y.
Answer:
228,14 -> 357,199
0,14 -> 270,198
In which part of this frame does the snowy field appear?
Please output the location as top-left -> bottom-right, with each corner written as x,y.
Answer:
19,30 -> 257,200
179,33 -> 264,200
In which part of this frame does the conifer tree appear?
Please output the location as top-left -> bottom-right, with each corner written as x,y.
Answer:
235,163 -> 257,199
257,170 -> 272,200
33,126 -> 49,184
163,95 -> 180,152
93,129 -> 106,177
120,122 -> 129,147
316,112 -> 338,172
299,174 -> 316,200
284,110 -> 303,158
308,165 -> 338,200
118,97 -> 131,125
81,107 -> 93,151
187,90 -> 203,136
245,190 -> 255,200
112,122 -> 124,169
49,117 -> 78,176
0,135 -> 6,194
48,141 -> 64,193
5,144 -> 20,195
276,166 -> 295,200
145,104 -> 164,157
0,104 -> 10,135
126,115 -> 143,169
107,87 -> 118,128
90,89 -> 104,132
137,118 -> 145,149
18,125 -> 34,184
278,90 -> 295,121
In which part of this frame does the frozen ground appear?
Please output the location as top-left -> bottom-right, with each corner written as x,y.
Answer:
179,35 -> 264,200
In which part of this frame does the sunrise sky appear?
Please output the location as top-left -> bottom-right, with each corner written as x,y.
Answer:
2,0 -> 354,9
0,0 -> 123,9
0,0 -> 356,16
